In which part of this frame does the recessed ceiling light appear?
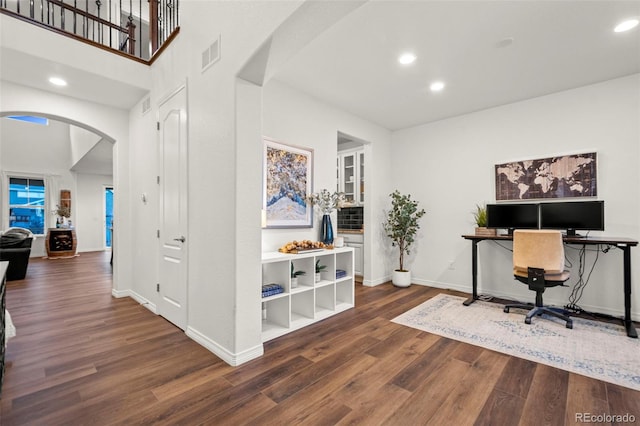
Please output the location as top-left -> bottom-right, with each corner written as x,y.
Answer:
430,81 -> 445,92
614,18 -> 639,33
49,77 -> 67,86
398,52 -> 417,65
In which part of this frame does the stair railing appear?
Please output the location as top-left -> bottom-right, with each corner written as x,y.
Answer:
0,0 -> 179,64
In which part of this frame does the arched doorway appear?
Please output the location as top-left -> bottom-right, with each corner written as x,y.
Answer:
0,82 -> 130,293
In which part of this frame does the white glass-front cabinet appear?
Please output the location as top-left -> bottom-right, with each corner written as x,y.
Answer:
358,151 -> 364,205
337,149 -> 364,206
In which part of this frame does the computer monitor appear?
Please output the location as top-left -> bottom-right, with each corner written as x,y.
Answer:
486,203 -> 539,234
539,200 -> 604,236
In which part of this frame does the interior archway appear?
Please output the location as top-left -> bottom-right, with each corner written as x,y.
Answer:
1,110 -> 115,255
0,81 -> 130,293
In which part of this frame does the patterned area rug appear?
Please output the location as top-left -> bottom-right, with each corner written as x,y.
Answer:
392,293 -> 640,391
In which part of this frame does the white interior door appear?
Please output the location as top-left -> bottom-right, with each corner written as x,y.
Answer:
158,84 -> 188,330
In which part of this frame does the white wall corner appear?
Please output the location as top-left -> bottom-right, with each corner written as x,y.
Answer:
186,326 -> 264,367
111,288 -> 130,298
363,275 -> 392,287
362,277 -> 387,287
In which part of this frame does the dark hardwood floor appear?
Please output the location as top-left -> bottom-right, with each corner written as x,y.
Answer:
1,251 -> 638,425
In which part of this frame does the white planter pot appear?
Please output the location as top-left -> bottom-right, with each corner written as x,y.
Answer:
315,273 -> 321,283
392,270 -> 411,287
291,277 -> 298,288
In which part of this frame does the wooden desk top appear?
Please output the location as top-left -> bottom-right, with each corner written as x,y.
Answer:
462,234 -> 638,246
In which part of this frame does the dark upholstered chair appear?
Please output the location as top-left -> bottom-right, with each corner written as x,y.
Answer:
503,230 -> 573,329
0,228 -> 34,281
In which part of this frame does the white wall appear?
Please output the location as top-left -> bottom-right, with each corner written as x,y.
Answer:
125,1 -> 310,364
262,79 -> 393,285
391,74 -> 640,318
125,92 -> 159,310
70,126 -> 102,168
128,0 -> 377,364
75,173 -> 113,252
3,0 -> 367,365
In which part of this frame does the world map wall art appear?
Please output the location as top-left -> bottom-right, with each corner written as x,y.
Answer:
263,137 -> 313,228
495,152 -> 597,201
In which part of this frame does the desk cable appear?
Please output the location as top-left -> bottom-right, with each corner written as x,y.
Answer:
488,239 -> 613,316
490,240 -> 513,252
564,244 -> 610,315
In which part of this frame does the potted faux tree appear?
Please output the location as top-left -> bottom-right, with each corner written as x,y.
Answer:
473,204 -> 496,236
383,190 -> 426,287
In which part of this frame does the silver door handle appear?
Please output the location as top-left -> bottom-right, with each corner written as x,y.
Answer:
173,236 -> 186,243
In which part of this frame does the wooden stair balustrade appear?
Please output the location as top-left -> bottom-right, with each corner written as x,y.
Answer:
0,0 -> 180,65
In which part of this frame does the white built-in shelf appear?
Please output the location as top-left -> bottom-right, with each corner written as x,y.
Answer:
261,247 -> 355,342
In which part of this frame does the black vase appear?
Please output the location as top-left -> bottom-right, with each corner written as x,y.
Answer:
321,214 -> 334,245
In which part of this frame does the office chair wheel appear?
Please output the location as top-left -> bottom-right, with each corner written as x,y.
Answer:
504,307 -> 510,313
525,317 -> 532,325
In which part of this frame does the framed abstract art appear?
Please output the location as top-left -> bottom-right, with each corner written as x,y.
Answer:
263,137 -> 313,228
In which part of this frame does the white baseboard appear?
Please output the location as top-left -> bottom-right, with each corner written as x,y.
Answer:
186,326 -> 264,366
111,288 -> 157,314
412,278 -> 470,294
362,275 -> 390,287
112,290 -> 263,365
77,248 -> 108,253
111,288 -> 129,298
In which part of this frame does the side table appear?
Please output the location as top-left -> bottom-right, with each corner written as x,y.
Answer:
45,228 -> 77,258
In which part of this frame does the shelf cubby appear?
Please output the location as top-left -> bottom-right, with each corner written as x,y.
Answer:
261,296 -> 290,341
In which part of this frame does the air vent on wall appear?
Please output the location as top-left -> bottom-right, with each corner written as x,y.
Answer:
141,97 -> 151,115
202,35 -> 221,73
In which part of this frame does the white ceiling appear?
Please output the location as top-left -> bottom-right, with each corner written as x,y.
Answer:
69,139 -> 114,175
1,1 -> 639,135
273,0 -> 640,130
1,115 -> 113,176
0,47 -> 148,110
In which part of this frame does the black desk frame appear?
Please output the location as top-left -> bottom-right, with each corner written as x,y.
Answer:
462,234 -> 638,338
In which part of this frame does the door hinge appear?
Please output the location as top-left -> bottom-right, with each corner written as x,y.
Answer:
157,229 -> 160,238
157,122 -> 160,131
157,283 -> 160,292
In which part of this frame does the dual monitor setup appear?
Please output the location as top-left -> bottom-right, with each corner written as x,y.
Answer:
487,200 -> 604,237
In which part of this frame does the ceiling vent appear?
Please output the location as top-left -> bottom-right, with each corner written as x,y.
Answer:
202,35 -> 221,73
141,97 -> 151,115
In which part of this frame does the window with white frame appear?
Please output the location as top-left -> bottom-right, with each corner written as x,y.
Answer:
8,177 -> 46,235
